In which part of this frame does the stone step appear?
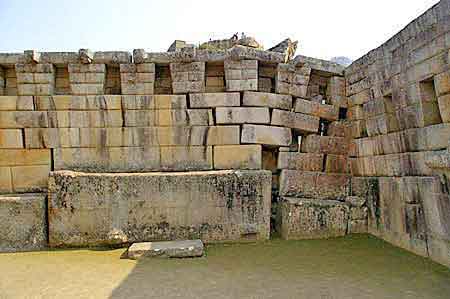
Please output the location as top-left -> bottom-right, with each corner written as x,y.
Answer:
127,240 -> 204,259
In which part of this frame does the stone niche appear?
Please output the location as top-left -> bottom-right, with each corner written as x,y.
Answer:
48,170 -> 272,247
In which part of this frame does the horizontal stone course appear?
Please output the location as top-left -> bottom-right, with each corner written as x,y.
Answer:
124,109 -> 213,127
53,146 -> 213,172
25,126 -> 240,148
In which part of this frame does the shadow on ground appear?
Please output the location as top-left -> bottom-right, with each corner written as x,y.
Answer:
109,235 -> 450,299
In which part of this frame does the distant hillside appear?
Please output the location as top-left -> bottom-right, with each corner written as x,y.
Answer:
330,56 -> 353,66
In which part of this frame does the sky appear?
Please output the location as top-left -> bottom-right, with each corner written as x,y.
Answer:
0,0 -> 440,61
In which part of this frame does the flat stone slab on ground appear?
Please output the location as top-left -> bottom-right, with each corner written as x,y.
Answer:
127,239 -> 204,259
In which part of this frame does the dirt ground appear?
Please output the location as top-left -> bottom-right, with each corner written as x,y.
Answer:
1,235 -> 449,299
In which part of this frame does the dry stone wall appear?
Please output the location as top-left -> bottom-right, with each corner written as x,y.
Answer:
345,0 -> 450,266
0,45 -> 350,249
0,0 -> 448,268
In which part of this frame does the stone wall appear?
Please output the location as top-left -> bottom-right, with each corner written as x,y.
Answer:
0,0 -> 448,269
0,43 -> 348,249
345,0 -> 450,266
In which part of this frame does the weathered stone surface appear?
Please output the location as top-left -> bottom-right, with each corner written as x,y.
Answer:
325,155 -> 349,173
224,60 -> 258,91
368,177 -> 435,256
241,124 -> 292,147
124,109 -> 213,127
294,98 -> 339,121
36,95 -> 122,110
11,164 -> 51,192
0,193 -> 47,252
278,197 -> 349,240
0,149 -> 51,166
0,129 -> 23,148
215,107 -> 270,124
214,145 -> 262,170
0,96 -> 34,111
122,95 -> 187,110
438,94 -> 450,123
279,170 -> 350,200
301,135 -> 348,155
47,110 -> 123,128
242,91 -> 292,110
277,152 -> 324,171
24,126 -> 239,148
0,111 -> 49,128
54,146 -> 213,172
189,93 -> 240,108
127,240 -> 204,259
271,109 -> 319,133
48,170 -> 271,246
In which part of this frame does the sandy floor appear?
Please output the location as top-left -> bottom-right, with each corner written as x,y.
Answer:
0,235 -> 449,299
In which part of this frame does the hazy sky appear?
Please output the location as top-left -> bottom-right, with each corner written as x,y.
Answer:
0,0 -> 440,60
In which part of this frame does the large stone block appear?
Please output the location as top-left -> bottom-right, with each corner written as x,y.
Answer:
278,197 -> 349,239
35,95 -> 122,110
213,145 -> 262,170
53,146 -> 213,172
10,164 -> 50,192
122,95 -> 186,110
271,109 -> 319,133
348,89 -> 371,107
47,110 -> 123,128
241,124 -> 292,146
0,167 -> 12,193
189,93 -> 240,108
325,155 -> 349,173
0,193 -> 47,252
279,170 -> 350,200
0,111 -> 49,128
294,98 -> 339,121
0,129 -> 23,148
0,149 -> 51,166
48,170 -> 271,246
215,107 -> 270,124
243,91 -> 292,110
124,109 -> 213,127
277,152 -> 324,171
0,96 -> 34,110
366,113 -> 399,136
301,135 -> 348,155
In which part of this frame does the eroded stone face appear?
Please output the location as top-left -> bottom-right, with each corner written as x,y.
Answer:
278,197 -> 350,240
0,193 -> 47,252
48,170 -> 271,247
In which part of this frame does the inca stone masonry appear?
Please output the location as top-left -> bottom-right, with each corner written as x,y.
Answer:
1,0 -> 449,267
